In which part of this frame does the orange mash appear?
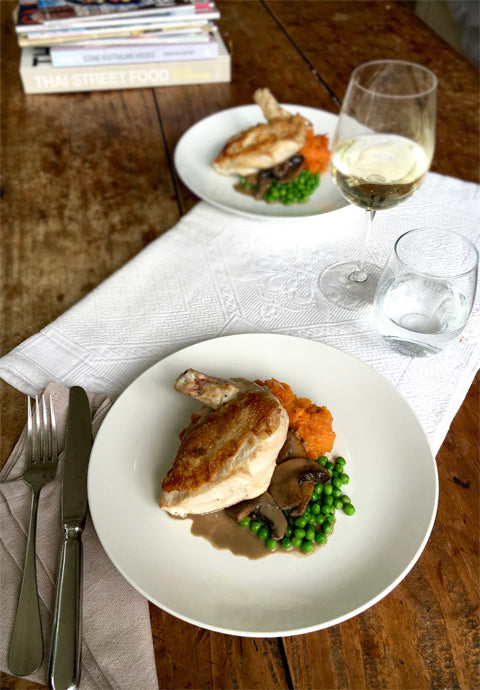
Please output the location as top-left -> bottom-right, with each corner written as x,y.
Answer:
299,129 -> 331,174
255,379 -> 335,459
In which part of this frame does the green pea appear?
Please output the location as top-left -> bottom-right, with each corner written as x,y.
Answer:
302,540 -> 315,554
315,514 -> 326,526
332,486 -> 342,498
266,537 -> 277,550
314,483 -> 324,495
317,456 -> 328,465
326,514 -> 335,523
335,456 -> 346,466
323,484 -> 333,495
250,520 -> 262,533
341,494 -> 351,504
295,516 -> 307,529
285,526 -> 293,537
325,461 -> 335,472
294,528 -> 306,539
322,522 -> 333,534
258,527 -> 269,540
281,536 -> 292,549
315,531 -> 327,545
341,473 -> 350,485
321,504 -> 333,514
311,503 -> 321,515
291,535 -> 303,548
238,517 -> 251,527
344,503 -> 356,516
334,498 -> 344,510
323,494 -> 334,505
332,477 -> 343,489
263,170 -> 320,206
305,526 -> 316,541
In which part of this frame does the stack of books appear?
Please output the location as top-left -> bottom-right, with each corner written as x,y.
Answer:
15,0 -> 231,94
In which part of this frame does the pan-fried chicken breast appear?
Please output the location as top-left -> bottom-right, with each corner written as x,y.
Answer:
159,370 -> 289,516
212,88 -> 310,176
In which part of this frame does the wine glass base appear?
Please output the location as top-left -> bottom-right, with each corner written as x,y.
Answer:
318,261 -> 382,311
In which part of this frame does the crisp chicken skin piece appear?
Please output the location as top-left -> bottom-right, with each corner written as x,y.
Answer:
212,88 -> 310,176
159,370 -> 289,516
253,87 -> 293,121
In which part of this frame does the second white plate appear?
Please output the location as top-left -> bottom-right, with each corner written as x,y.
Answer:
174,104 -> 348,220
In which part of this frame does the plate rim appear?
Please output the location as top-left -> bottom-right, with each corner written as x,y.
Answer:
173,104 -> 348,221
88,333 -> 439,637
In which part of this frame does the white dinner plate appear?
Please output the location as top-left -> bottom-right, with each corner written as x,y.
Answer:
174,104 -> 348,220
88,334 -> 438,637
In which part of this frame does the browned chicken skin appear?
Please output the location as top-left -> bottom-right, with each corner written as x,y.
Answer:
212,88 -> 311,177
159,370 -> 289,516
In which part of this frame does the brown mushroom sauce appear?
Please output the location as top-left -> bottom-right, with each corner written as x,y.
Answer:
188,432 -> 353,559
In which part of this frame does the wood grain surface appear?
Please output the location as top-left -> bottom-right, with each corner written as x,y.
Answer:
1,1 -> 479,689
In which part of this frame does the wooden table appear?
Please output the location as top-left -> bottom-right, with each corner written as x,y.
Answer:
1,1 -> 479,688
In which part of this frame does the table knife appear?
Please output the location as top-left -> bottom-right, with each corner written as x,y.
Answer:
48,387 -> 92,690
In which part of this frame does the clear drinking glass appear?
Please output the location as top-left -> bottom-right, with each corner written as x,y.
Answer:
319,60 -> 438,310
374,228 -> 478,356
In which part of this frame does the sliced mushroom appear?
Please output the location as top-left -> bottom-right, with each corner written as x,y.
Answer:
268,458 -> 330,517
277,430 -> 309,463
254,169 -> 274,199
225,499 -> 256,523
225,492 -> 288,540
272,154 -> 304,182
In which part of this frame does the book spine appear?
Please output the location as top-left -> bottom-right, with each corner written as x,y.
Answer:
42,9 -> 221,29
50,39 -> 218,68
17,7 -> 220,33
39,3 -> 217,28
18,21 -> 214,46
20,49 -> 230,94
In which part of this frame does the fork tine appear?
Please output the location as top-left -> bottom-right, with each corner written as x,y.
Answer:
41,395 -> 49,461
49,396 -> 58,462
26,396 -> 33,461
34,395 -> 41,462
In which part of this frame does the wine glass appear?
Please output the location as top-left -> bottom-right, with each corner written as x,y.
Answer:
319,60 -> 438,310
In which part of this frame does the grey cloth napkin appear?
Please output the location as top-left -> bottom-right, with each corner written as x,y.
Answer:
0,382 -> 159,689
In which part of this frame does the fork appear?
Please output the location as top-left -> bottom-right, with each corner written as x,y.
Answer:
8,395 -> 58,677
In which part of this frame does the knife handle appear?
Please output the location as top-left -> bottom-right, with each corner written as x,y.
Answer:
48,526 -> 83,690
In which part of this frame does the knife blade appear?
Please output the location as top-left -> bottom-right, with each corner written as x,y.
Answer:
49,386 -> 92,690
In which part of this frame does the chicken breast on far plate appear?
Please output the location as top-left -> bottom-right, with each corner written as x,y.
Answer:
212,88 -> 311,177
159,369 -> 289,516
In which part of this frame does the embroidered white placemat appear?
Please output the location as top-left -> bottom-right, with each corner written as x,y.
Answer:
1,172 -> 478,455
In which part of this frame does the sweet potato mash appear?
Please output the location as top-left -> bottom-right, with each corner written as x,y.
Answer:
256,378 -> 335,459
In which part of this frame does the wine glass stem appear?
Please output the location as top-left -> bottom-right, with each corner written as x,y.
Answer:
350,209 -> 376,283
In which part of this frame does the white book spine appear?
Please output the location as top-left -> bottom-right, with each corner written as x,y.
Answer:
19,40 -> 230,94
50,38 -> 218,68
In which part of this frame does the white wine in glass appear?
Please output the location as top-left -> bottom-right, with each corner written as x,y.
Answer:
319,60 -> 438,310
